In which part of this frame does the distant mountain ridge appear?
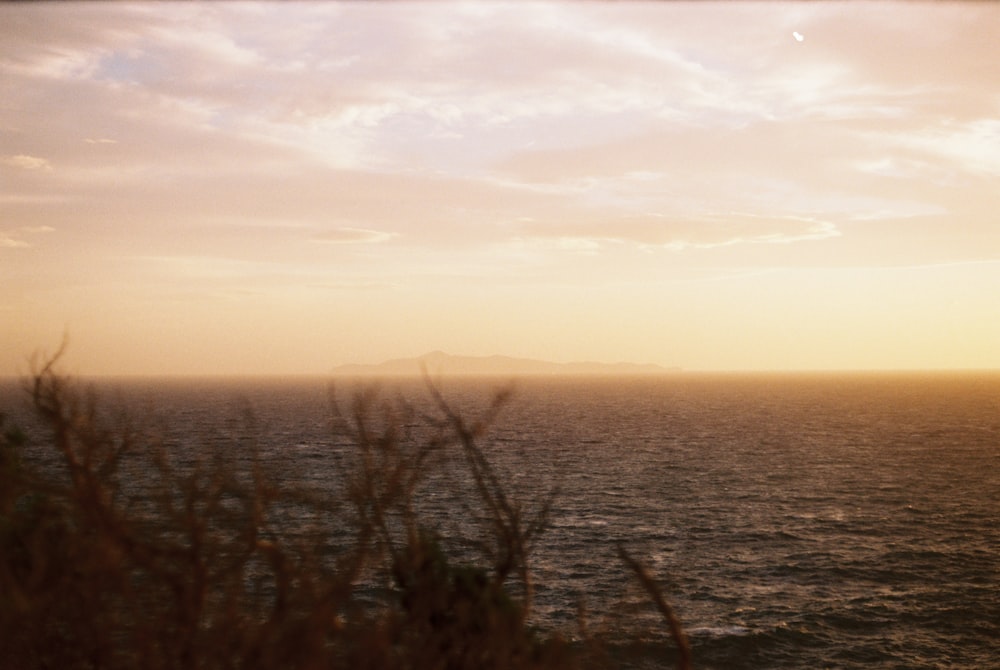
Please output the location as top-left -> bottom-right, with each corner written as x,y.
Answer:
331,351 -> 678,377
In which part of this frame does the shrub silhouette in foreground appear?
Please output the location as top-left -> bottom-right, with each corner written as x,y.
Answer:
0,351 -> 690,669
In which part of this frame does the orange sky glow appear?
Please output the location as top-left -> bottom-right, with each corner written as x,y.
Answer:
2,2 -> 999,376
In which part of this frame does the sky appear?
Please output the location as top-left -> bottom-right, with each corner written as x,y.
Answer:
2,2 -> 999,376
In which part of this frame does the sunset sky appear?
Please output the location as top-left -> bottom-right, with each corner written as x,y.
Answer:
2,2 -> 999,376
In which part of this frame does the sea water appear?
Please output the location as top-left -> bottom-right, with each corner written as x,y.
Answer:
3,373 -> 998,669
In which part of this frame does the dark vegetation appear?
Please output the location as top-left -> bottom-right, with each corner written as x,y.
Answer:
0,347 -> 690,669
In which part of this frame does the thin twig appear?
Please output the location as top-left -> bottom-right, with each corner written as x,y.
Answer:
616,543 -> 692,670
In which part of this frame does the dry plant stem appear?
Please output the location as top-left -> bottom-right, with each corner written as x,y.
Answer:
6,347 -> 692,670
616,544 -> 692,670
422,373 -> 549,622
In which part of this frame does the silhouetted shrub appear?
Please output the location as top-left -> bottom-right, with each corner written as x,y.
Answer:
0,349 -> 689,669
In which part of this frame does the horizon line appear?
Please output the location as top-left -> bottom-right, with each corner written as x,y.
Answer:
4,367 -> 1000,381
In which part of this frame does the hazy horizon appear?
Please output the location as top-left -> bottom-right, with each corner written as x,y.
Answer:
4,347 -> 999,381
3,2 -> 1000,376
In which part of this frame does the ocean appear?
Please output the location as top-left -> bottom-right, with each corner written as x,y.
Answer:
3,372 -> 999,669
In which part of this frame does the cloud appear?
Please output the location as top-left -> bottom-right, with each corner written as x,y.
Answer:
879,119 -> 1000,177
0,234 -> 29,249
515,214 -> 839,253
0,225 -> 54,249
310,227 -> 395,244
510,235 -> 606,256
2,154 -> 52,170
6,2 -> 992,189
658,216 -> 841,250
131,255 -> 291,281
309,280 -> 398,291
1,2 -> 996,276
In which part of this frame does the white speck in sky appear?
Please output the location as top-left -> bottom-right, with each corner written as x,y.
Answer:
793,31 -> 804,42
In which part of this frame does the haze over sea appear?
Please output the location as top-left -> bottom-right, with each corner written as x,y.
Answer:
3,371 -> 998,669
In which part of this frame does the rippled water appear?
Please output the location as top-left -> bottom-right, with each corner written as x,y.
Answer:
4,373 -> 999,668
490,375 -> 1000,669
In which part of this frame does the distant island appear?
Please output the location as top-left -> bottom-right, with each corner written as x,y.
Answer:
331,351 -> 679,377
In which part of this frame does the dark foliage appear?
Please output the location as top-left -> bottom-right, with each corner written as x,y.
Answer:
0,349 -> 689,669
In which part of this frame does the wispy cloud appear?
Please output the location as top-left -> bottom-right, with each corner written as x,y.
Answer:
515,215 -> 839,252
310,227 -> 395,244
2,154 -> 52,170
3,2 -> 1000,373
880,119 -> 1000,178
0,234 -> 29,249
0,225 -> 54,249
